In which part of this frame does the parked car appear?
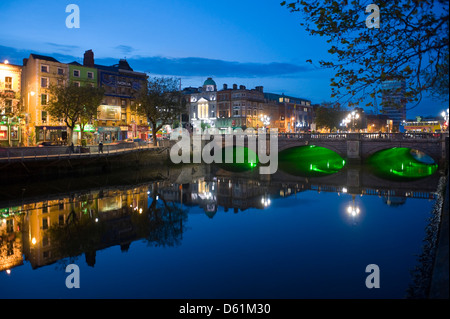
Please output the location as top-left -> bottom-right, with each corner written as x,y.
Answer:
38,141 -> 59,147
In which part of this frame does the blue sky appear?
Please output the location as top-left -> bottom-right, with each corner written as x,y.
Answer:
0,0 -> 447,117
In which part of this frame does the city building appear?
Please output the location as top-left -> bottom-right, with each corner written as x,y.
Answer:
381,79 -> 407,129
0,60 -> 22,146
216,83 -> 266,132
184,77 -> 218,132
22,54 -> 70,144
68,61 -> 98,144
264,93 -> 312,133
88,49 -> 149,142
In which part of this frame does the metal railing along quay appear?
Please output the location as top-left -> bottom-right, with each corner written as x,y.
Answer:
0,142 -> 159,163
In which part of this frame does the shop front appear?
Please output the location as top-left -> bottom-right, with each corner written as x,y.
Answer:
127,124 -> 150,140
0,116 -> 22,147
35,126 -> 67,145
73,124 -> 96,145
98,126 -> 120,143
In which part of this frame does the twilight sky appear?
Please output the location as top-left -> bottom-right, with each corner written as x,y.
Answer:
0,0 -> 447,118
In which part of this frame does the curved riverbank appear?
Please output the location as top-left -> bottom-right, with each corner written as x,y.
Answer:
429,172 -> 449,298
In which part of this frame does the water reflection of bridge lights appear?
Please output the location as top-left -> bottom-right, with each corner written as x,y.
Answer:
261,195 -> 271,208
346,195 -> 361,224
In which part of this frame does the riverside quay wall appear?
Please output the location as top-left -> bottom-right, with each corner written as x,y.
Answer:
0,142 -> 172,181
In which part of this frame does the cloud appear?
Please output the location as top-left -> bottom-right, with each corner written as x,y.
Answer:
45,42 -> 80,52
0,45 -> 312,78
127,56 -> 313,78
115,45 -> 135,55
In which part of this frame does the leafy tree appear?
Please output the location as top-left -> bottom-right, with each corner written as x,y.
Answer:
46,83 -> 104,144
77,86 -> 105,143
314,104 -> 342,132
281,0 -> 449,110
136,77 -> 183,146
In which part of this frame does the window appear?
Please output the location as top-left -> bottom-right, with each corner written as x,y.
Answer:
74,81 -> 80,87
87,72 -> 94,79
42,217 -> 48,230
4,77 -> 12,89
57,78 -> 65,86
41,94 -> 48,105
57,68 -> 64,75
41,77 -> 49,88
73,69 -> 80,77
41,111 -> 48,123
41,65 -> 49,73
121,99 -> 127,107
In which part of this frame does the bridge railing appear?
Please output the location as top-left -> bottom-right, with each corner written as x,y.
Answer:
277,132 -> 447,140
278,133 -> 348,139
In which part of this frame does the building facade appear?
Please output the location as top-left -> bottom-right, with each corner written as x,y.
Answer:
216,83 -> 266,132
264,93 -> 312,133
22,54 -> 69,144
184,77 -> 218,132
381,79 -> 407,129
90,49 -> 148,142
0,61 -> 22,146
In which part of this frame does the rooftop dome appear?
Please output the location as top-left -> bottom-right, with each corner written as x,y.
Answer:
203,77 -> 216,86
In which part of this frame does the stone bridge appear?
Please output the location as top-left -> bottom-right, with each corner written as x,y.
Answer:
277,132 -> 448,164
192,132 -> 448,164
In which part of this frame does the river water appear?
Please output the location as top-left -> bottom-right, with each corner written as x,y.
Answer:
0,154 -> 443,299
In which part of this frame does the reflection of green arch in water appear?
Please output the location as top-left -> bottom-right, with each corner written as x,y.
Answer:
278,145 -> 346,177
367,147 -> 438,181
217,146 -> 259,172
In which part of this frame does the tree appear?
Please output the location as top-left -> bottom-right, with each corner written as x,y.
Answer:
136,77 -> 184,147
313,104 -> 342,132
46,83 -> 104,144
281,0 -> 449,110
77,86 -> 105,143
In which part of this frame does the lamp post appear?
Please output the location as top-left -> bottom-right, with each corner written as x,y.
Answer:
260,115 -> 270,131
441,109 -> 449,131
348,111 -> 360,132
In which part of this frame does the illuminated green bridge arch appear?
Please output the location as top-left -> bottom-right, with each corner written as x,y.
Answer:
276,132 -> 448,165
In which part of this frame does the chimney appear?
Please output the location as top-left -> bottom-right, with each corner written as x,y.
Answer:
239,85 -> 245,90
223,84 -> 228,90
256,86 -> 263,92
83,50 -> 94,67
233,84 -> 237,90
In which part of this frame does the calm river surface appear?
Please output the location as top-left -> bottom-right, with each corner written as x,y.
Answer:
0,160 -> 443,299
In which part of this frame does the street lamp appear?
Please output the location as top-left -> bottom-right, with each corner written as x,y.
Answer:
260,115 -> 270,130
441,109 -> 449,131
348,111 -> 360,132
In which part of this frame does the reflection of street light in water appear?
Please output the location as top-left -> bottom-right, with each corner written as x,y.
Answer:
261,194 -> 271,208
346,195 -> 361,224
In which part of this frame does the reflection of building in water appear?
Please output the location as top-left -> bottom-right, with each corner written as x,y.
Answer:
0,172 -> 440,273
217,177 -> 270,212
0,209 -> 23,273
20,186 -> 151,270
